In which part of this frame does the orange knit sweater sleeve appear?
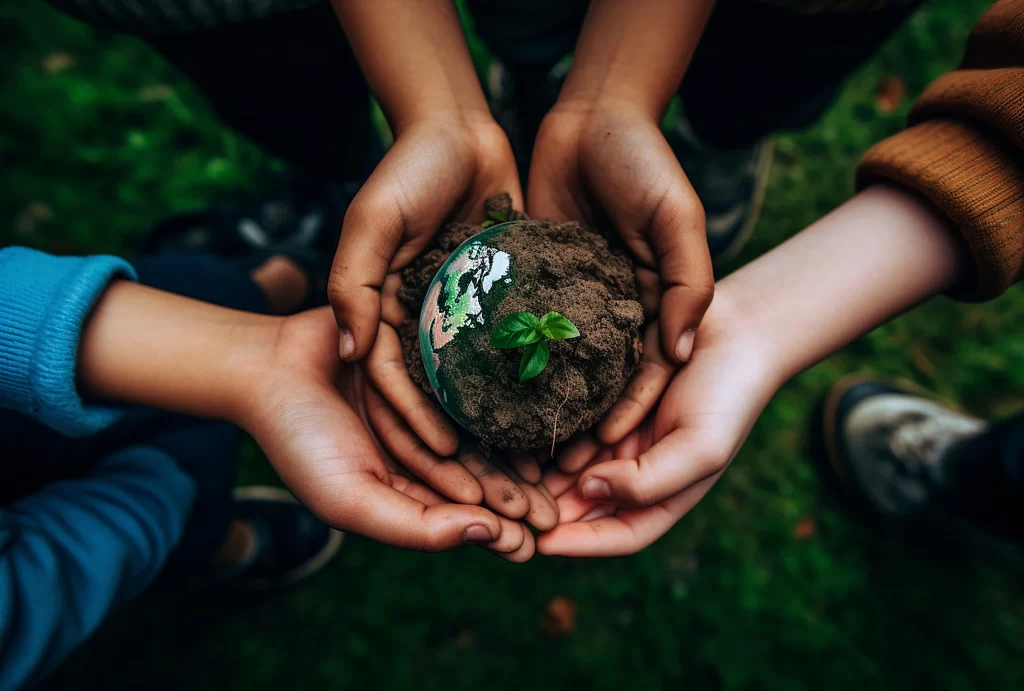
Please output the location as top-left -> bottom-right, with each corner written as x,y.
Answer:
856,0 -> 1024,300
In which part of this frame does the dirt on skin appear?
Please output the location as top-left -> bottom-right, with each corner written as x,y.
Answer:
399,195 -> 644,451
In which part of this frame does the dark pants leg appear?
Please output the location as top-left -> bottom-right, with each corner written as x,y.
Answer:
941,413 -> 1024,544
469,0 -> 923,149
140,2 -> 374,182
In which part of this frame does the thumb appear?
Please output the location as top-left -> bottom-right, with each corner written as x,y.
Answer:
647,192 -> 714,364
328,186 -> 408,362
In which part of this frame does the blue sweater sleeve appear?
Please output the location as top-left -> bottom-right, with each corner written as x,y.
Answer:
0,445 -> 195,691
0,247 -> 138,438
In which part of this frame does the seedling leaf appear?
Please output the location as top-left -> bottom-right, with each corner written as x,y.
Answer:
519,340 -> 550,382
538,312 -> 580,341
491,312 -> 542,349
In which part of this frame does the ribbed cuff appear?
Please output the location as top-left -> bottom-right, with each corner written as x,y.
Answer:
0,248 -> 138,437
856,118 -> 1024,300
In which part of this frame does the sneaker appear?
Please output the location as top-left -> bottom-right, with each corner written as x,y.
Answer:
218,486 -> 343,591
666,110 -> 773,266
818,377 -> 986,523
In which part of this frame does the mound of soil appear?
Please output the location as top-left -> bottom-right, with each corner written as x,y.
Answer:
399,195 -> 644,450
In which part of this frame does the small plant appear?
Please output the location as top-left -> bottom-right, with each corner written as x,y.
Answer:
480,207 -> 510,229
490,311 -> 580,382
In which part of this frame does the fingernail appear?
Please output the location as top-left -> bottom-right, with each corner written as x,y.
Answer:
580,505 -> 616,522
582,477 -> 611,500
675,329 -> 696,362
464,524 -> 494,544
339,329 -> 355,360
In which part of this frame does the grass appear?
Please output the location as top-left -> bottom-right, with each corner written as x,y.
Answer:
3,1 -> 1023,690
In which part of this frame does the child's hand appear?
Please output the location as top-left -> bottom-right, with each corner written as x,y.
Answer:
239,307 -> 538,556
536,290 -> 778,556
328,116 -> 521,363
528,102 -> 712,444
356,273 -> 559,532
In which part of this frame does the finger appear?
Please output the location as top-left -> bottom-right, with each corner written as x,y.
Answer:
647,199 -> 714,365
515,474 -> 560,531
635,267 -> 661,320
458,447 -> 531,520
381,272 -> 407,328
364,322 -> 459,457
481,515 -> 527,554
542,466 -> 580,499
510,453 -> 543,484
492,456 -> 559,529
597,322 -> 675,445
364,385 -> 481,504
538,473 -> 720,557
578,427 -> 731,508
319,472 -> 502,552
392,472 -> 528,553
558,431 -> 602,473
495,526 -> 536,563
555,485 -> 602,523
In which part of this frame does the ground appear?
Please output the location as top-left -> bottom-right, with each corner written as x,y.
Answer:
2,1 -> 1022,690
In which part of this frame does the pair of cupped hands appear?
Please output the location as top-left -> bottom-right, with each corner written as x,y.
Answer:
243,102 -> 780,561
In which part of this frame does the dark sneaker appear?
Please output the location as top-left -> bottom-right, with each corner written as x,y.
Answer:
818,377 -> 987,525
666,109 -> 773,266
222,486 -> 343,591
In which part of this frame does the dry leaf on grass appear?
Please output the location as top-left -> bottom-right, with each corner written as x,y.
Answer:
541,595 -> 577,636
42,53 -> 75,74
875,76 -> 906,114
794,518 -> 816,540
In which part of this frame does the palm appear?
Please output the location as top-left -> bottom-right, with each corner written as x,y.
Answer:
538,294 -> 777,556
245,309 -> 535,559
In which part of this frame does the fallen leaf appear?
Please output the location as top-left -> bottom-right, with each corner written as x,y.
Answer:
138,84 -> 175,102
910,344 -> 936,377
15,201 -> 53,236
42,52 -> 75,74
875,76 -> 906,114
541,595 -> 576,636
794,518 -> 815,540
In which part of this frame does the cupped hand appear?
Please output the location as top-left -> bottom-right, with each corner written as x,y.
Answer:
537,289 -> 781,557
528,101 -> 714,443
239,307 -> 536,559
356,270 -> 558,530
328,115 -> 521,363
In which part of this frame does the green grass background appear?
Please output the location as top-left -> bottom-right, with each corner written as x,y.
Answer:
2,1 -> 1023,689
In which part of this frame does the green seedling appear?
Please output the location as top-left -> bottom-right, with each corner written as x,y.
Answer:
480,206 -> 511,229
490,311 -> 580,382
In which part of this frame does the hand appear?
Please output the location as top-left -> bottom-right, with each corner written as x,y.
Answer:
239,307 -> 535,560
328,116 -> 521,363
537,288 -> 780,556
528,101 -> 713,442
359,272 -> 559,531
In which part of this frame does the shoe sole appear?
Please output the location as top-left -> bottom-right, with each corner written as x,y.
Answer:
232,486 -> 344,590
711,139 -> 775,268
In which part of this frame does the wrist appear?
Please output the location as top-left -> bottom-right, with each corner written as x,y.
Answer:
716,184 -> 962,385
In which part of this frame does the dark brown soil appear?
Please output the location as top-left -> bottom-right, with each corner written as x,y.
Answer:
399,196 -> 643,451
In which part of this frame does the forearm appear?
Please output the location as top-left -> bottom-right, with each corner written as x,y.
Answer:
722,184 -> 965,384
558,0 -> 716,118
78,282 -> 280,424
330,0 -> 490,132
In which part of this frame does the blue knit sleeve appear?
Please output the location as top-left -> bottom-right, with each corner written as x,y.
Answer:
0,445 -> 195,690
0,247 -> 138,437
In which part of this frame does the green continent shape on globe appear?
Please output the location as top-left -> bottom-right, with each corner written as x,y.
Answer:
418,225 -> 516,429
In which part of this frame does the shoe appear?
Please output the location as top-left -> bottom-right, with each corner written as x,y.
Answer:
818,377 -> 986,523
142,176 -> 359,310
217,486 -> 343,591
666,110 -> 773,266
